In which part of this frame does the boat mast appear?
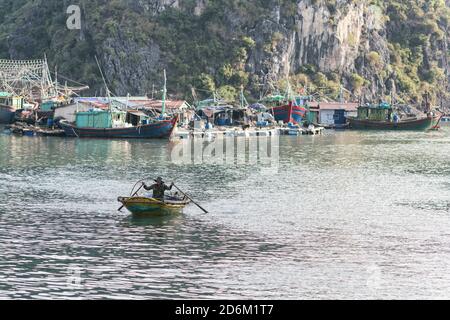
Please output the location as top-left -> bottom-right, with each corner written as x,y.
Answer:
161,69 -> 167,117
55,66 -> 58,98
95,55 -> 112,111
240,85 -> 248,109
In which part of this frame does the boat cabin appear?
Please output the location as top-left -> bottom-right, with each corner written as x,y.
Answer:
357,103 -> 392,121
126,110 -> 150,126
0,92 -> 24,109
75,109 -> 127,128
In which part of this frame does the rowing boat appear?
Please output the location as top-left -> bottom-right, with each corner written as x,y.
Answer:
117,196 -> 191,216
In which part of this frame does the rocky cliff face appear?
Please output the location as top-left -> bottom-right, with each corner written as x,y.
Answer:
248,1 -> 370,85
0,0 -> 448,106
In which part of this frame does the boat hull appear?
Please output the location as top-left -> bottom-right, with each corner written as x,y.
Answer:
60,115 -> 178,139
0,105 -> 15,124
118,196 -> 190,217
347,115 -> 441,131
271,104 -> 306,124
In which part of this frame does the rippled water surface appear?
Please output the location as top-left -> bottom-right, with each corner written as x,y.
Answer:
1,125 -> 450,299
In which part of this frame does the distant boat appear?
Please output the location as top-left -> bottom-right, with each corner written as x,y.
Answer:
60,109 -> 178,139
347,103 -> 442,131
60,68 -> 180,139
263,94 -> 308,124
272,102 -> 307,124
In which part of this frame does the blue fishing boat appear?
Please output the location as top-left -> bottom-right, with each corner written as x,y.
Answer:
60,69 -> 179,139
59,107 -> 178,139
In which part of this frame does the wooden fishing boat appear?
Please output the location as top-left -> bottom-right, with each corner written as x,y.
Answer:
262,94 -> 309,124
118,196 -> 191,216
347,103 -> 442,131
348,115 -> 441,130
271,102 -> 307,124
60,114 -> 178,139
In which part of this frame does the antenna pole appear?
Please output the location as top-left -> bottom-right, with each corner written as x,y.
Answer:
95,55 -> 111,110
161,69 -> 167,116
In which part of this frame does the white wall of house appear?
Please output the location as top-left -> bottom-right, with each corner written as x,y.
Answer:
319,110 -> 357,125
54,103 -> 91,122
319,110 -> 335,125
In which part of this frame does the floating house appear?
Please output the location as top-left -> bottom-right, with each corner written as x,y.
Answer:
311,102 -> 358,127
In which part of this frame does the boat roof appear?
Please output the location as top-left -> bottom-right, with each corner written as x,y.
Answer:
127,110 -> 148,117
76,108 -> 125,115
0,92 -> 12,97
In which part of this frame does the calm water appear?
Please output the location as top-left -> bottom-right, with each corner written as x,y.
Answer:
1,125 -> 450,299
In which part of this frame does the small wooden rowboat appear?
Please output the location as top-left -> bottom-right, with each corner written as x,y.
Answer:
117,196 -> 191,216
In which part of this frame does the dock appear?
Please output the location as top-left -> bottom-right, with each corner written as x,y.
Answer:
5,122 -> 65,137
278,126 -> 324,136
173,125 -> 324,140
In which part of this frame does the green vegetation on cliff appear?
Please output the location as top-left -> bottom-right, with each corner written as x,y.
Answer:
0,0 -> 448,106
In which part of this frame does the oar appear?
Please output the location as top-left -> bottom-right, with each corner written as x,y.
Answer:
172,183 -> 208,214
118,183 -> 144,212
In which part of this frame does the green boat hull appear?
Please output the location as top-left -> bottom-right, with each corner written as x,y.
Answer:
347,115 -> 441,131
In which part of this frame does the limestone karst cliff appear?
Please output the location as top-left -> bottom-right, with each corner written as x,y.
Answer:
0,0 -> 448,106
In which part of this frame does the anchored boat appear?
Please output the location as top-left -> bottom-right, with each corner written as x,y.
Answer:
60,111 -> 178,139
60,68 -> 179,139
118,196 -> 191,217
263,94 -> 308,124
347,103 -> 442,131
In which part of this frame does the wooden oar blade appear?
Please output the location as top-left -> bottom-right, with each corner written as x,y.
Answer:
172,183 -> 208,214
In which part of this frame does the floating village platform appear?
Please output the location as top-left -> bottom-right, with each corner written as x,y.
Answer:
3,122 -> 324,139
174,126 -> 324,140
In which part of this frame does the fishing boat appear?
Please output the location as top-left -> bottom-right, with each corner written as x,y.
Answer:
59,111 -> 179,139
118,196 -> 191,217
60,69 -> 179,139
263,94 -> 309,124
347,103 -> 442,131
0,92 -> 24,124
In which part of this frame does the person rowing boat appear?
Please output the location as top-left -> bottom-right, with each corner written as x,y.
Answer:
118,177 -> 208,215
143,177 -> 174,200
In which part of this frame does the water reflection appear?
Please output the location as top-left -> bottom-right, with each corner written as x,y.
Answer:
1,126 -> 450,299
121,214 -> 185,228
